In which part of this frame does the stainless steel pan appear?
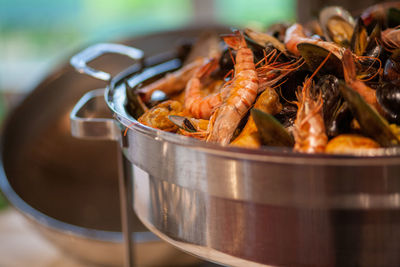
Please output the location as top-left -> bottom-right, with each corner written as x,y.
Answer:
70,31 -> 400,267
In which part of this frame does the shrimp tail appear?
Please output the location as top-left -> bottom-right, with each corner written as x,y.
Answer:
221,30 -> 247,50
342,49 -> 357,83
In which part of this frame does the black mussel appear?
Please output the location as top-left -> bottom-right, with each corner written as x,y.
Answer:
297,43 -> 343,78
315,75 -> 341,126
252,109 -> 294,147
125,80 -> 147,118
384,50 -> 400,86
326,101 -> 353,138
319,6 -> 355,47
339,81 -> 400,146
280,69 -> 311,101
351,18 -> 368,56
244,28 -> 287,55
376,82 -> 400,124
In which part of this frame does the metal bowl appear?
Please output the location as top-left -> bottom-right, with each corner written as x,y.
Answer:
70,35 -> 400,266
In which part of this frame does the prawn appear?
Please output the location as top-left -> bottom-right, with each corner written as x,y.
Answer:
206,30 -> 259,145
293,52 -> 330,153
342,49 -> 382,113
284,23 -> 344,58
184,58 -> 230,119
138,57 -> 206,103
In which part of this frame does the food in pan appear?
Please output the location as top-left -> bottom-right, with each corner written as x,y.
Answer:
127,3 -> 400,154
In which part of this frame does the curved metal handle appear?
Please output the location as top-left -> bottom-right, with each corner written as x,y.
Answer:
70,89 -> 119,140
70,43 -> 144,81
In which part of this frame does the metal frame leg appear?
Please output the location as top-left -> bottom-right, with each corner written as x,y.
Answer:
117,146 -> 134,267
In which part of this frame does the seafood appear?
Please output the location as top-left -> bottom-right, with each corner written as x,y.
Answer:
207,31 -> 259,145
339,81 -> 399,147
319,6 -> 355,47
244,28 -> 287,55
138,58 -> 206,103
382,28 -> 400,51
169,115 -> 209,139
252,109 -> 294,147
284,23 -> 344,58
293,54 -> 330,153
342,49 -> 382,112
125,3 -> 400,154
376,82 -> 400,124
138,31 -> 222,103
325,134 -> 380,154
184,58 -> 227,119
293,80 -> 328,153
383,52 -> 400,86
138,100 -> 183,132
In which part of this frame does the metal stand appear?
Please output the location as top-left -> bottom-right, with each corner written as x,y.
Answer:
117,146 -> 135,267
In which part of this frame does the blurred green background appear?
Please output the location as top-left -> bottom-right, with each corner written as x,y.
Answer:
0,0 -> 295,92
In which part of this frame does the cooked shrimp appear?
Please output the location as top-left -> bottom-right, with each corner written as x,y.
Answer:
293,81 -> 327,153
342,49 -> 382,112
207,31 -> 259,145
284,23 -> 344,58
293,52 -> 330,153
138,58 -> 206,103
184,58 -> 229,119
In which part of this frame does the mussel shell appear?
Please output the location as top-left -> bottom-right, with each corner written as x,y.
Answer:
326,101 -> 353,138
252,109 -> 294,147
125,80 -> 146,118
319,6 -> 355,46
351,18 -> 368,56
339,81 -> 400,146
297,43 -> 343,78
376,82 -> 400,124
274,104 -> 297,134
384,56 -> 400,86
315,75 -> 352,137
317,75 -> 340,121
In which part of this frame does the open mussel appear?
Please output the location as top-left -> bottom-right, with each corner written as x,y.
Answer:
339,81 -> 400,147
244,28 -> 287,56
319,6 -> 355,47
297,43 -> 343,77
252,109 -> 294,147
